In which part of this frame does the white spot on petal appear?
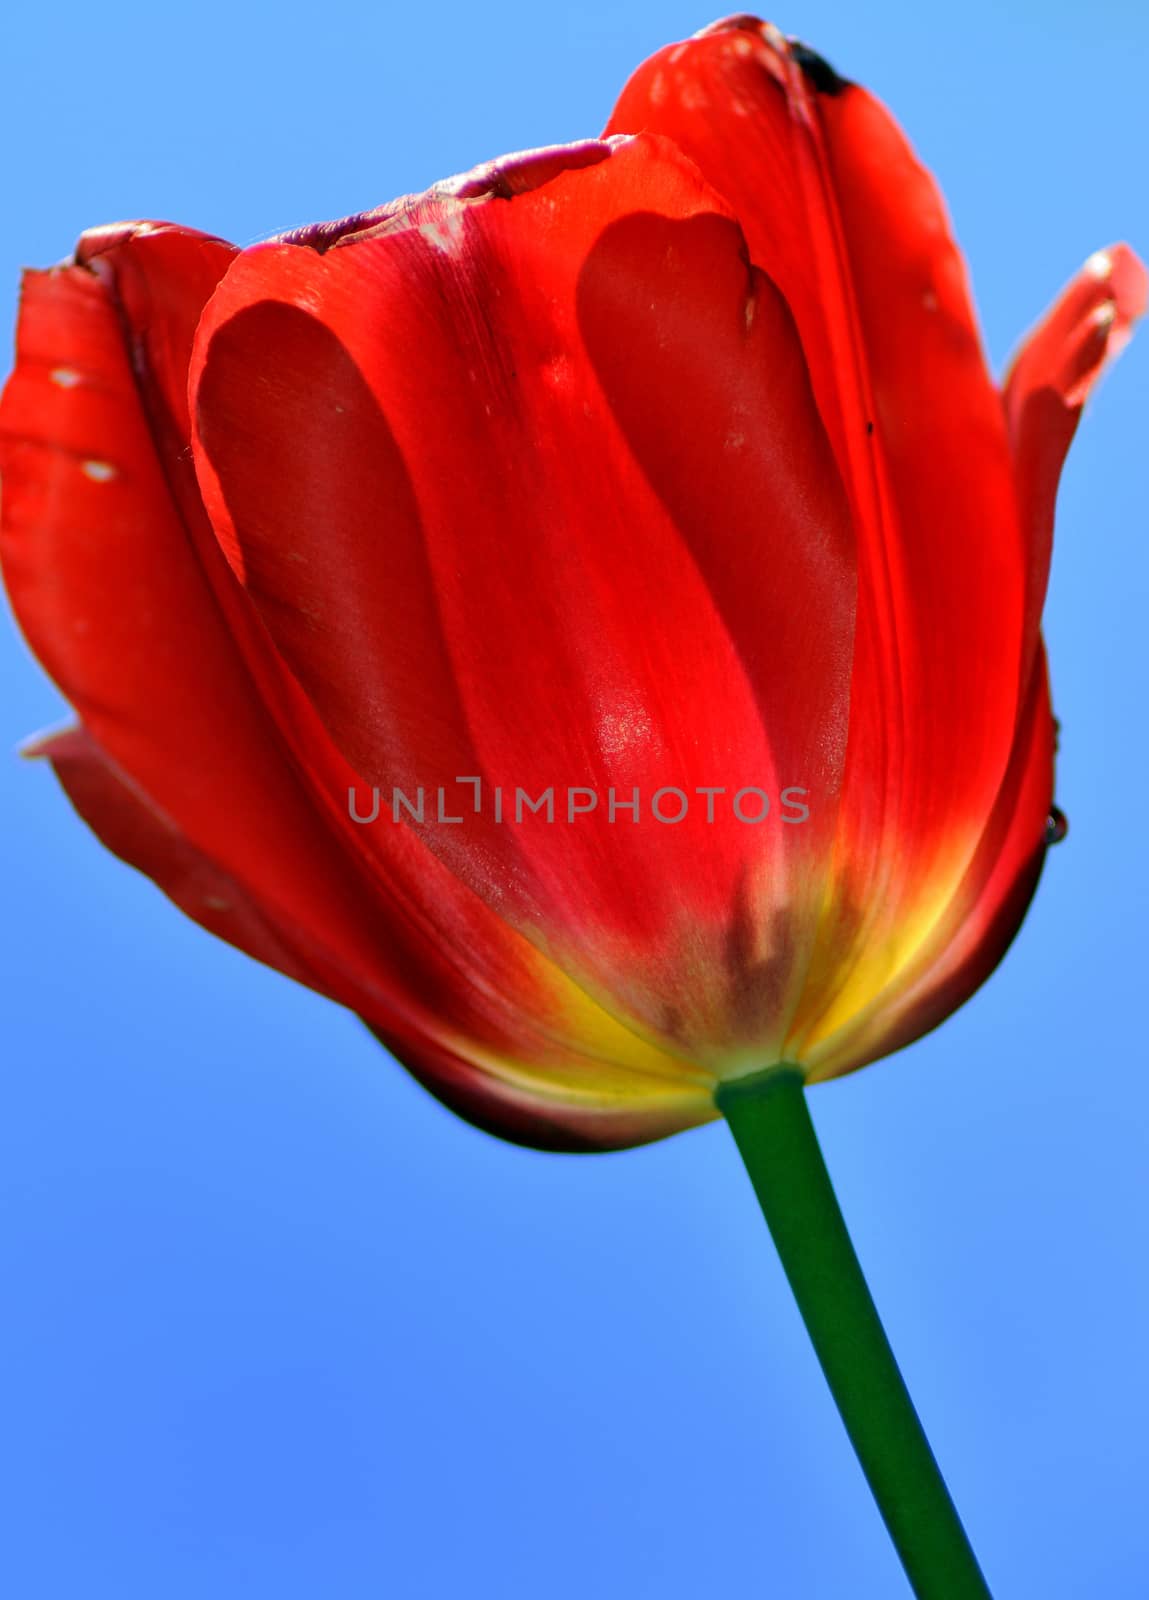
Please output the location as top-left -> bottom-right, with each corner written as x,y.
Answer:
544,354 -> 573,390
1085,250 -> 1113,281
51,367 -> 82,388
419,211 -> 467,255
649,69 -> 668,105
597,702 -> 656,759
81,460 -> 117,483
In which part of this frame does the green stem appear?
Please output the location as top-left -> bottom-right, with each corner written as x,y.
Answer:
716,1066 -> 991,1600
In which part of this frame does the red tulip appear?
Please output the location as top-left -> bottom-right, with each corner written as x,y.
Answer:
2,16 -> 1143,1151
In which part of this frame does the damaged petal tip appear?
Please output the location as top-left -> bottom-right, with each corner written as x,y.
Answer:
787,38 -> 852,95
279,139 -> 622,257
442,138 -> 618,202
73,220 -> 161,267
689,17 -> 852,95
694,13 -> 769,38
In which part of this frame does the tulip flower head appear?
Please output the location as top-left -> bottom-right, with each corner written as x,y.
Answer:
2,15 -> 1144,1151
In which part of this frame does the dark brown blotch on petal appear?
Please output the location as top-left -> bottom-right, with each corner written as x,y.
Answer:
788,39 -> 851,96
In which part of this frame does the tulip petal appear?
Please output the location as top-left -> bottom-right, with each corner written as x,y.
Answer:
0,231 -> 707,1147
1004,243 -> 1148,673
33,725 -> 709,1148
0,246 -> 400,1008
27,723 -> 319,986
74,221 -> 236,444
607,19 -> 1031,1055
191,132 -> 857,1070
806,646 -> 1055,1078
369,1028 -> 713,1153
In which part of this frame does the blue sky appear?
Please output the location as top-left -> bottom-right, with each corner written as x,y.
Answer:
1,2 -> 1147,1595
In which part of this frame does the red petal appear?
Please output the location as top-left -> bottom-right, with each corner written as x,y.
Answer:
806,647 -> 1055,1078
31,726 -> 707,1149
0,244 -> 392,1004
1004,243 -> 1148,674
367,1026 -> 708,1153
75,221 -> 237,443
190,133 -> 857,1068
1,227 -> 710,1146
607,20 -> 1031,1052
29,723 -> 320,986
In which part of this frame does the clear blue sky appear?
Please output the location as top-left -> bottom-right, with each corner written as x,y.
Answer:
1,2 -> 1146,1596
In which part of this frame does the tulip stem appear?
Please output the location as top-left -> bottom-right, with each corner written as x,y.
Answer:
716,1066 -> 992,1600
